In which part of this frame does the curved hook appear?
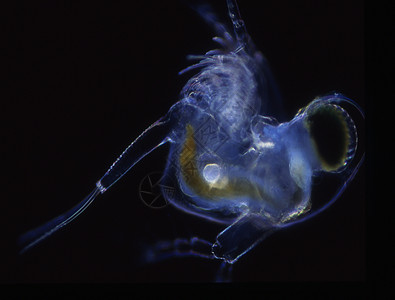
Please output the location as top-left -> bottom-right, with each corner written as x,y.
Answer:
278,94 -> 365,229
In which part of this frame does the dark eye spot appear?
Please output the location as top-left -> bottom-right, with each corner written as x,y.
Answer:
306,104 -> 350,171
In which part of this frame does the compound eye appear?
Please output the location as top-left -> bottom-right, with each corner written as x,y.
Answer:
305,103 -> 357,172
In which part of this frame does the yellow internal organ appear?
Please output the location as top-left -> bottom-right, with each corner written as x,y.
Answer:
179,124 -> 262,201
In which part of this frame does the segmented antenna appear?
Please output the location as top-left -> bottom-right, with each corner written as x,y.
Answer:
226,0 -> 249,49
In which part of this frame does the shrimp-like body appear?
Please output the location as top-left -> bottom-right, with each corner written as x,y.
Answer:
19,0 -> 364,271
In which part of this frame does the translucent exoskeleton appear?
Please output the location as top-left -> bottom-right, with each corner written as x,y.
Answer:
18,0 -> 364,281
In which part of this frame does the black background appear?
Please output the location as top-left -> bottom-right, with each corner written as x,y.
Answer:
4,0 -> 370,287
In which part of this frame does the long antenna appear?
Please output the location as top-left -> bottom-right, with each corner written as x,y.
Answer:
226,0 -> 248,48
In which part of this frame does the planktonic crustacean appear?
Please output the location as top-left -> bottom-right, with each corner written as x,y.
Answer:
18,0 -> 364,279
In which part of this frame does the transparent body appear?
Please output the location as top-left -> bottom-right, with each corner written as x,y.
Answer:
18,0 -> 364,276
